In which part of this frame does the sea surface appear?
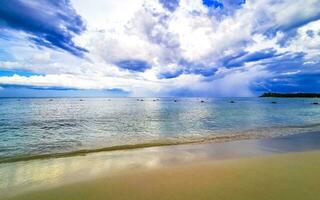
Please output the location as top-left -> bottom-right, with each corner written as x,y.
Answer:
1,97 -> 320,162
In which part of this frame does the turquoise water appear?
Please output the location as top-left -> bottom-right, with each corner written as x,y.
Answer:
1,97 -> 320,161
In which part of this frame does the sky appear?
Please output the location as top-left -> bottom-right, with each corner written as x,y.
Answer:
0,0 -> 320,97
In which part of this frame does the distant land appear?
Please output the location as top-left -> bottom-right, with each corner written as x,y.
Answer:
260,92 -> 320,98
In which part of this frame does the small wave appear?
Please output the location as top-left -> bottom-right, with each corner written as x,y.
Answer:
0,134 -> 254,164
1,122 -> 320,164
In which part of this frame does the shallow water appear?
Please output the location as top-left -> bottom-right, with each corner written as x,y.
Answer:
1,97 -> 320,160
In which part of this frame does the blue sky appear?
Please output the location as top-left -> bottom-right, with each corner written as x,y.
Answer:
0,0 -> 320,97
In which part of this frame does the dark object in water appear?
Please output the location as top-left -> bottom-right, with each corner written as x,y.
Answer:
271,102 -> 277,104
260,92 -> 320,98
153,99 -> 156,102
49,99 -> 53,101
79,99 -> 84,101
312,102 -> 319,105
174,100 -> 178,102
200,100 -> 205,103
230,101 -> 235,103
140,99 -> 144,101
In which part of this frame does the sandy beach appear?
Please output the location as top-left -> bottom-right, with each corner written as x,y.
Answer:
3,151 -> 320,200
1,132 -> 320,200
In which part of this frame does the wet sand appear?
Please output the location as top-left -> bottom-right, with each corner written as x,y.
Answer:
2,132 -> 320,200
4,151 -> 320,200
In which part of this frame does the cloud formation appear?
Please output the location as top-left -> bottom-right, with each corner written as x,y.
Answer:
0,0 -> 320,96
0,0 -> 87,57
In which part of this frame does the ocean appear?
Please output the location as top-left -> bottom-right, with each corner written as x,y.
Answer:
1,97 -> 320,162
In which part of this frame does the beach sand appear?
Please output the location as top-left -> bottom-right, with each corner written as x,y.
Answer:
4,150 -> 320,200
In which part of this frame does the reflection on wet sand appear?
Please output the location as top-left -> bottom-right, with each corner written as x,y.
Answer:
1,131 -> 320,199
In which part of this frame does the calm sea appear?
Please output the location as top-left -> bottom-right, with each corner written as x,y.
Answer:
1,97 -> 320,161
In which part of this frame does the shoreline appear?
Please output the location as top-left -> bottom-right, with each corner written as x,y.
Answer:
1,131 -> 320,199
0,133 -> 256,164
2,122 -> 320,164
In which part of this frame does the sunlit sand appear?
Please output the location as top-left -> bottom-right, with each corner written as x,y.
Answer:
2,133 -> 320,200
3,151 -> 320,200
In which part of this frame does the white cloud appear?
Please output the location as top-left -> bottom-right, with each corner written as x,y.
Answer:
1,0 -> 320,96
285,20 -> 320,59
70,0 -> 146,29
